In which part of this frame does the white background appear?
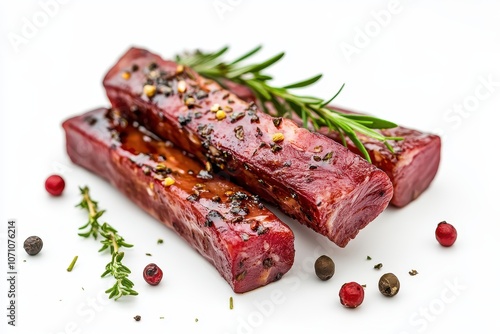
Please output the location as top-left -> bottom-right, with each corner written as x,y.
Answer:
1,1 -> 500,333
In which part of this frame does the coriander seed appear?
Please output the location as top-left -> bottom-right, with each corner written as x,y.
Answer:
184,97 -> 196,107
216,109 -> 226,120
314,255 -> 335,281
272,132 -> 285,143
378,273 -> 400,297
121,71 -> 131,80
143,84 -> 157,98
210,103 -> 221,112
177,80 -> 187,93
163,177 -> 175,187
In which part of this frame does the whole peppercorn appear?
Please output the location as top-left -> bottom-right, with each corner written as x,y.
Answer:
24,236 -> 43,255
143,263 -> 163,286
314,255 -> 335,281
339,282 -> 364,308
378,273 -> 400,297
435,221 -> 457,247
45,175 -> 65,196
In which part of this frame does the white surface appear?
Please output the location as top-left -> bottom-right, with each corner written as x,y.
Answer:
1,1 -> 500,333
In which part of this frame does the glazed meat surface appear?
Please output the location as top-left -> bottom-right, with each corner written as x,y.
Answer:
63,108 -> 295,293
225,82 -> 441,207
103,47 -> 393,247
317,108 -> 441,208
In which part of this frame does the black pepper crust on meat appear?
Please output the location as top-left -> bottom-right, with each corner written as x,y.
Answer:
103,47 -> 394,247
63,108 -> 295,293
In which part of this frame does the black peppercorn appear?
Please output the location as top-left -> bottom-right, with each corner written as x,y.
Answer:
378,273 -> 400,297
24,236 -> 43,255
314,255 -> 335,281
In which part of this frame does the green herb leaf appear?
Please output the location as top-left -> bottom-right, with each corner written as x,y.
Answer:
77,186 -> 138,300
177,47 -> 404,163
340,113 -> 399,129
229,45 -> 263,65
319,83 -> 345,108
227,52 -> 284,79
283,74 -> 322,89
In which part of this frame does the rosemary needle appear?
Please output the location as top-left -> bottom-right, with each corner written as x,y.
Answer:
177,46 -> 403,162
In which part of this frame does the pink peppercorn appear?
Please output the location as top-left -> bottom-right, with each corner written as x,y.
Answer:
45,175 -> 65,196
435,221 -> 457,247
339,282 -> 364,308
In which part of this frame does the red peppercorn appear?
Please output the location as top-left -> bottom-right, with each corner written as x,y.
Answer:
45,175 -> 65,196
435,221 -> 457,247
143,263 -> 163,286
339,282 -> 364,308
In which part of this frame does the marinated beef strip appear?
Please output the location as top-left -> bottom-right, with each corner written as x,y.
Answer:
316,107 -> 441,207
103,47 -> 393,247
225,82 -> 441,208
62,108 -> 295,293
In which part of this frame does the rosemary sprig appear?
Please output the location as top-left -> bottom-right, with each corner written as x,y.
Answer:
77,186 -> 138,300
177,46 -> 403,162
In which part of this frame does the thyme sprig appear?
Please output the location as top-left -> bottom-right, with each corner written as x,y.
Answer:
77,186 -> 138,300
177,46 -> 403,162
